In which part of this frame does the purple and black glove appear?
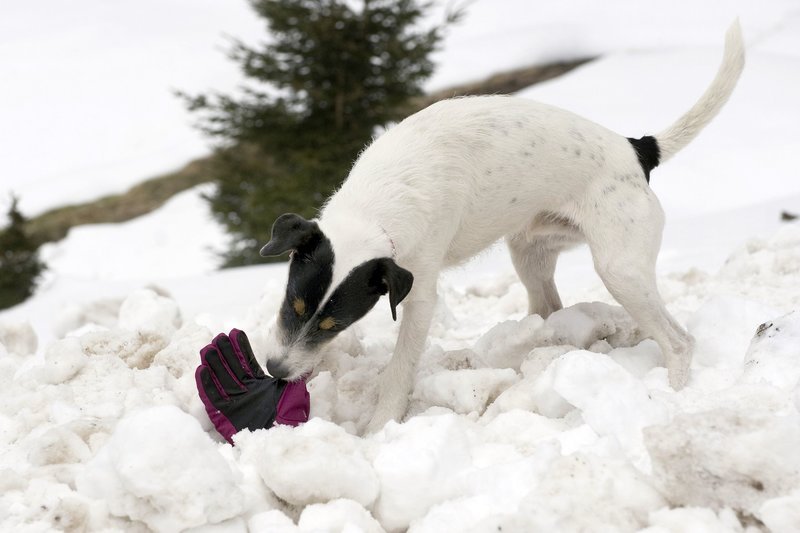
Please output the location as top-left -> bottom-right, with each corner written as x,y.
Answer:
195,328 -> 309,444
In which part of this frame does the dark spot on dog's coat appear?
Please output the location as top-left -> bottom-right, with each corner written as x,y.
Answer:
628,135 -> 661,183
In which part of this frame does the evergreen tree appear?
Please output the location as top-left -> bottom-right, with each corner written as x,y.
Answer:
181,0 -> 458,265
0,195 -> 45,309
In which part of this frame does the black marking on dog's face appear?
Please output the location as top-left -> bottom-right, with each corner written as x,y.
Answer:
628,136 -> 661,183
261,213 -> 334,343
304,258 -> 413,348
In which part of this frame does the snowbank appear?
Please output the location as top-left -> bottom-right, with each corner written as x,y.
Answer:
1,222 -> 799,531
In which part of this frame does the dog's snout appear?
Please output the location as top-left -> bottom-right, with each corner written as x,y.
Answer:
266,358 -> 290,379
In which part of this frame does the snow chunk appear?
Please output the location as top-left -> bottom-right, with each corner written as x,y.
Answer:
118,288 -> 182,338
482,410 -> 566,453
298,499 -> 384,533
28,425 -> 91,466
76,405 -> 244,532
544,302 -> 643,350
643,506 -> 745,533
9,480 -> 95,532
153,322 -> 213,378
80,328 -> 168,369
37,337 -> 87,384
758,489 -> 800,533
414,368 -> 518,414
409,495 -> 506,533
686,295 -> 778,369
373,414 -> 472,531
548,350 -> 669,470
497,454 -> 665,531
236,418 -> 378,508
607,340 -> 663,378
248,510 -> 298,533
0,321 -> 37,356
742,310 -> 800,389
473,314 -> 545,370
645,408 -> 800,516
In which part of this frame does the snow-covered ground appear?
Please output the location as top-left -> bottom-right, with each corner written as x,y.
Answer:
2,3 -> 800,532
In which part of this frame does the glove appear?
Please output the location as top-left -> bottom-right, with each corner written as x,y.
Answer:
195,328 -> 310,443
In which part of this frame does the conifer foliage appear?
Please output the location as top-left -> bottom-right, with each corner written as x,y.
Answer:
181,0 -> 456,265
0,195 -> 45,309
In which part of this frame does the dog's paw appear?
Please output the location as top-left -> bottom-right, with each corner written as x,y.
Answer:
668,366 -> 690,390
364,411 -> 393,436
364,391 -> 408,435
667,342 -> 693,391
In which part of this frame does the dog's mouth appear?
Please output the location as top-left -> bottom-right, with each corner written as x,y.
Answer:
266,357 -> 314,382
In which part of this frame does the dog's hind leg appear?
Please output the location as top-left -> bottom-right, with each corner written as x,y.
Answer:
581,190 -> 694,389
507,233 -> 564,318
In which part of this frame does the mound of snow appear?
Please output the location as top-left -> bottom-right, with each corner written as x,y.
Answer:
644,408 -> 800,516
236,418 -> 379,508
76,405 -> 244,532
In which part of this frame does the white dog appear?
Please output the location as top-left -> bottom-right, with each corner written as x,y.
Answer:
259,22 -> 745,432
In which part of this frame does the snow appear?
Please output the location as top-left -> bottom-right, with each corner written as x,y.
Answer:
76,405 -> 246,532
2,3 -> 800,532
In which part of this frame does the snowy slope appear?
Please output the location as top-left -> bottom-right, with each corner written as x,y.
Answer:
2,222 -> 799,531
2,7 -> 800,533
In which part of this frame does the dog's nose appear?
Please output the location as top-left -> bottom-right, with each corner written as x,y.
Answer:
266,358 -> 289,379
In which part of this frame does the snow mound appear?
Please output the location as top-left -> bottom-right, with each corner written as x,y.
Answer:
76,405 -> 244,532
236,418 -> 379,508
0,321 -> 37,357
298,499 -> 384,533
644,408 -> 800,517
743,310 -> 800,390
3,224 -> 800,531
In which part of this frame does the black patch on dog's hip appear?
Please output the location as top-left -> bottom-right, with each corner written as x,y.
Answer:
628,136 -> 660,183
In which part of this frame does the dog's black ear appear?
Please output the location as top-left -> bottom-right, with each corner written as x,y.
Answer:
375,258 -> 414,321
260,213 -> 321,257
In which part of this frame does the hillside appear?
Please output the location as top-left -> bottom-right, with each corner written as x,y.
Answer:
26,58 -> 591,245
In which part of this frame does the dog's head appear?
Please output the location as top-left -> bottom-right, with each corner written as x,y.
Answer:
259,213 -> 413,380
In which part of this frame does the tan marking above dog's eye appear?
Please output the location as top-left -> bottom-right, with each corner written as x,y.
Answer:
293,298 -> 306,316
319,317 -> 336,330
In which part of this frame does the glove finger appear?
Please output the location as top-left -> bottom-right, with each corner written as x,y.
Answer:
228,328 -> 266,379
214,331 -> 253,382
195,364 -> 228,405
202,343 -> 246,393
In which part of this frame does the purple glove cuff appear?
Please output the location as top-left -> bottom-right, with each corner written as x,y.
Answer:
276,379 -> 310,426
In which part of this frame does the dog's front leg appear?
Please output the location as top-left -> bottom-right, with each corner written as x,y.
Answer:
366,295 -> 436,434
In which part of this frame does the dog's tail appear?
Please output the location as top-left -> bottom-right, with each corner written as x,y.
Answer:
629,20 -> 745,178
